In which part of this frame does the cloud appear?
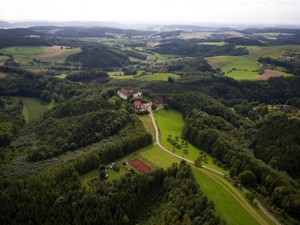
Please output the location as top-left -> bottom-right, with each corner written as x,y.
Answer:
0,0 -> 299,25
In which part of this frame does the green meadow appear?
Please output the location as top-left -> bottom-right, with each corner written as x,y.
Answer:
0,55 -> 9,65
55,74 -> 67,79
20,97 -> 55,123
154,110 -> 228,173
0,46 -> 80,67
206,45 -> 300,80
0,46 -> 45,66
137,73 -> 180,81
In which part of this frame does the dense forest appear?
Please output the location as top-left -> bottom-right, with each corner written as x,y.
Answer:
0,161 -> 223,225
67,45 -> 130,69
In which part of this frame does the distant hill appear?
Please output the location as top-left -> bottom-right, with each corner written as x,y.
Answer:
0,21 -> 11,27
67,45 -> 130,69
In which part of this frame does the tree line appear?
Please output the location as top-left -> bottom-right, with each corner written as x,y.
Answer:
166,92 -> 300,223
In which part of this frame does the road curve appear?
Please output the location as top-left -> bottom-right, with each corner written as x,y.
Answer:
149,110 -> 281,225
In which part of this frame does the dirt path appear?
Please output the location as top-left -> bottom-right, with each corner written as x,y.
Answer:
148,110 -> 281,225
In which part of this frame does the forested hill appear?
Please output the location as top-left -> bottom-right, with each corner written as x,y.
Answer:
165,92 -> 300,221
253,112 -> 300,178
0,160 -> 223,225
0,28 -> 52,48
67,45 -> 130,69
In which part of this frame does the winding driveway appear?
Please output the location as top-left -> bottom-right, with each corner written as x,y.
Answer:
149,110 -> 281,225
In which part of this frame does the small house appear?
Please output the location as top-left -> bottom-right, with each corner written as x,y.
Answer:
117,87 -> 142,100
133,100 -> 142,110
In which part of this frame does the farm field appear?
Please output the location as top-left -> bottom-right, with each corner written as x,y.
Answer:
192,168 -> 269,225
0,72 -> 8,79
0,45 -> 80,69
226,70 -> 260,80
54,74 -> 67,79
154,110 -> 228,174
110,75 -> 134,79
20,97 -> 55,123
137,73 -> 180,81
0,55 -> 9,65
206,45 -> 300,80
254,69 -> 292,80
109,72 -> 180,81
146,53 -> 178,63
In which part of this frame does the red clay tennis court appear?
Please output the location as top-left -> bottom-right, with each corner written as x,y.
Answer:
128,159 -> 152,173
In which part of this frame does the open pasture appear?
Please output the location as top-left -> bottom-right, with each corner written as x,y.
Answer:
206,45 -> 300,80
154,110 -> 228,173
0,45 -> 80,69
137,73 -> 180,81
20,97 -> 55,123
0,55 -> 9,65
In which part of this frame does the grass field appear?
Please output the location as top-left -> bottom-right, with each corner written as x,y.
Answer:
192,168 -> 269,225
110,75 -> 134,79
0,45 -> 80,68
146,53 -> 178,63
20,97 -> 55,123
154,110 -> 228,173
0,55 -> 9,65
55,74 -> 67,79
226,70 -> 260,80
137,73 -> 180,81
139,115 -> 156,141
206,45 -> 300,80
0,72 -> 8,79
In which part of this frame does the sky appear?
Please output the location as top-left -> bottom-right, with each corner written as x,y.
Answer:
1,0 -> 300,25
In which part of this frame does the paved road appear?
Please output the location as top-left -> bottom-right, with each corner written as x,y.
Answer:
149,110 -> 281,225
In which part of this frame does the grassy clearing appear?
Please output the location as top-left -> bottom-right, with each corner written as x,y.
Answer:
139,115 -> 156,141
55,74 -> 67,79
147,53 -> 178,63
110,75 -> 134,79
206,45 -> 300,80
0,55 -> 9,65
0,72 -> 8,79
154,110 -> 228,174
198,42 -> 226,46
0,46 -> 45,66
137,73 -> 180,81
80,145 -> 179,189
0,46 -> 80,67
108,71 -> 124,76
179,32 -> 212,39
226,70 -> 259,80
20,97 -> 55,123
193,168 -> 268,225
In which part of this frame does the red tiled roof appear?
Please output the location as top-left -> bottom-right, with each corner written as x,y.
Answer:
133,100 -> 142,106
